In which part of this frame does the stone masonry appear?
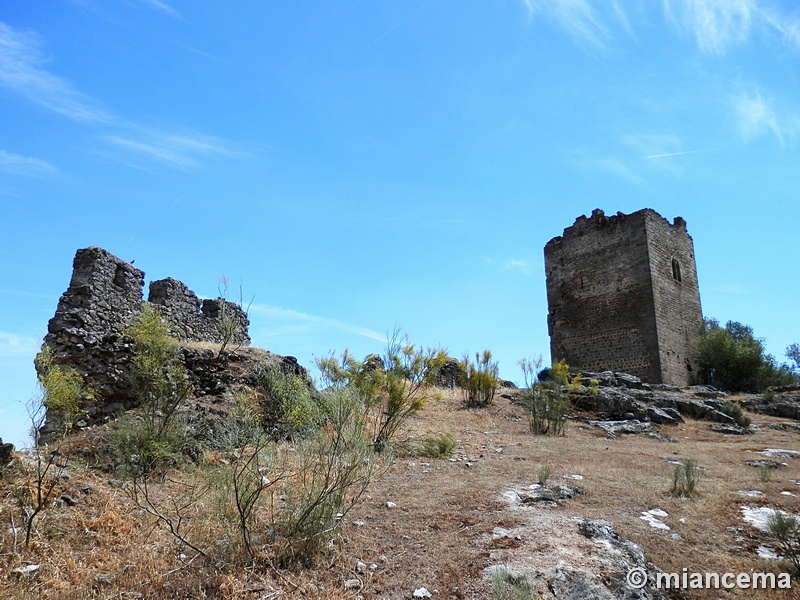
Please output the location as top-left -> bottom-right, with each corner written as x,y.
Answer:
39,247 -> 250,435
544,209 -> 703,386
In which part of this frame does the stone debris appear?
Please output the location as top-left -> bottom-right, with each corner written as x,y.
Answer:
412,587 -> 432,598
741,506 -> 779,532
761,448 -> 800,461
639,509 -> 670,530
708,423 -> 751,435
94,573 -> 116,586
531,518 -> 669,600
344,579 -> 361,590
12,564 -> 41,577
742,387 -> 800,420
757,546 -> 779,559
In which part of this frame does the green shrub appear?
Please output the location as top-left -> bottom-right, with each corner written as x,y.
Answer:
671,457 -> 702,497
492,568 -> 534,600
274,386 -> 375,565
110,413 -> 192,478
460,350 -> 499,408
719,401 -> 751,429
414,433 -> 456,459
34,344 -> 93,433
536,464 -> 552,486
252,359 -> 320,439
697,319 -> 798,392
758,464 -> 776,482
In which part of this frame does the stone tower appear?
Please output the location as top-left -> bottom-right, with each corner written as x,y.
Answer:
544,208 -> 703,386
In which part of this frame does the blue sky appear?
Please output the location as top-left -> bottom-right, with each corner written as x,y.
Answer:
2,1 -> 799,448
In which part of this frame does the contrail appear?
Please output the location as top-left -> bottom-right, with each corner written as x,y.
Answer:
646,149 -> 709,159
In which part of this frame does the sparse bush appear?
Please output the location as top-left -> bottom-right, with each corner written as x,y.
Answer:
215,275 -> 251,356
719,401 -> 751,429
758,464 -> 776,482
536,464 -> 552,486
518,357 -> 573,436
274,386 -> 375,565
112,304 -> 194,477
460,350 -> 499,408
316,330 -> 447,453
767,510 -> 800,575
20,443 -> 68,546
671,457 -> 702,497
414,433 -> 456,459
492,567 -> 534,600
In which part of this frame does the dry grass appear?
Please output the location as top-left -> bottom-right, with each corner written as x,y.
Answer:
3,388 -> 800,598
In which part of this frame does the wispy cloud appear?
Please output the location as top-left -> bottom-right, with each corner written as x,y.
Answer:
0,150 -> 60,177
524,0 -> 800,55
646,149 -> 709,159
103,128 -> 243,169
138,0 -> 180,18
663,0 -> 800,54
502,259 -> 537,275
523,0 -> 615,49
663,0 -> 754,54
0,22 -> 113,123
569,133 -> 708,185
0,332 -> 39,361
0,20 -> 243,170
249,304 -> 385,343
734,88 -> 790,146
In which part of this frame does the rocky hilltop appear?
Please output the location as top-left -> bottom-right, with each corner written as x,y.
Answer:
3,246 -> 799,599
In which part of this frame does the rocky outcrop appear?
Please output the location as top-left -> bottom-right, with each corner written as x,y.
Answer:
435,357 -> 462,389
741,387 -> 800,420
570,371 -> 750,433
486,517 -> 667,600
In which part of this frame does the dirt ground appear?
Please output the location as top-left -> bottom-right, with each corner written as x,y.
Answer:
4,387 -> 800,599
337,389 -> 800,599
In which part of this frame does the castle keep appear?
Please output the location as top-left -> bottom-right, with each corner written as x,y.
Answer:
544,209 -> 703,386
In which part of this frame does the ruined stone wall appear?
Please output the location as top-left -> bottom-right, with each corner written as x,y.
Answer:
39,247 -> 251,435
148,278 -> 250,346
544,208 -> 703,386
41,247 -> 145,433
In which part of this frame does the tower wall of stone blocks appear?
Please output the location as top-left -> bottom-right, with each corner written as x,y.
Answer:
544,208 -> 703,386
